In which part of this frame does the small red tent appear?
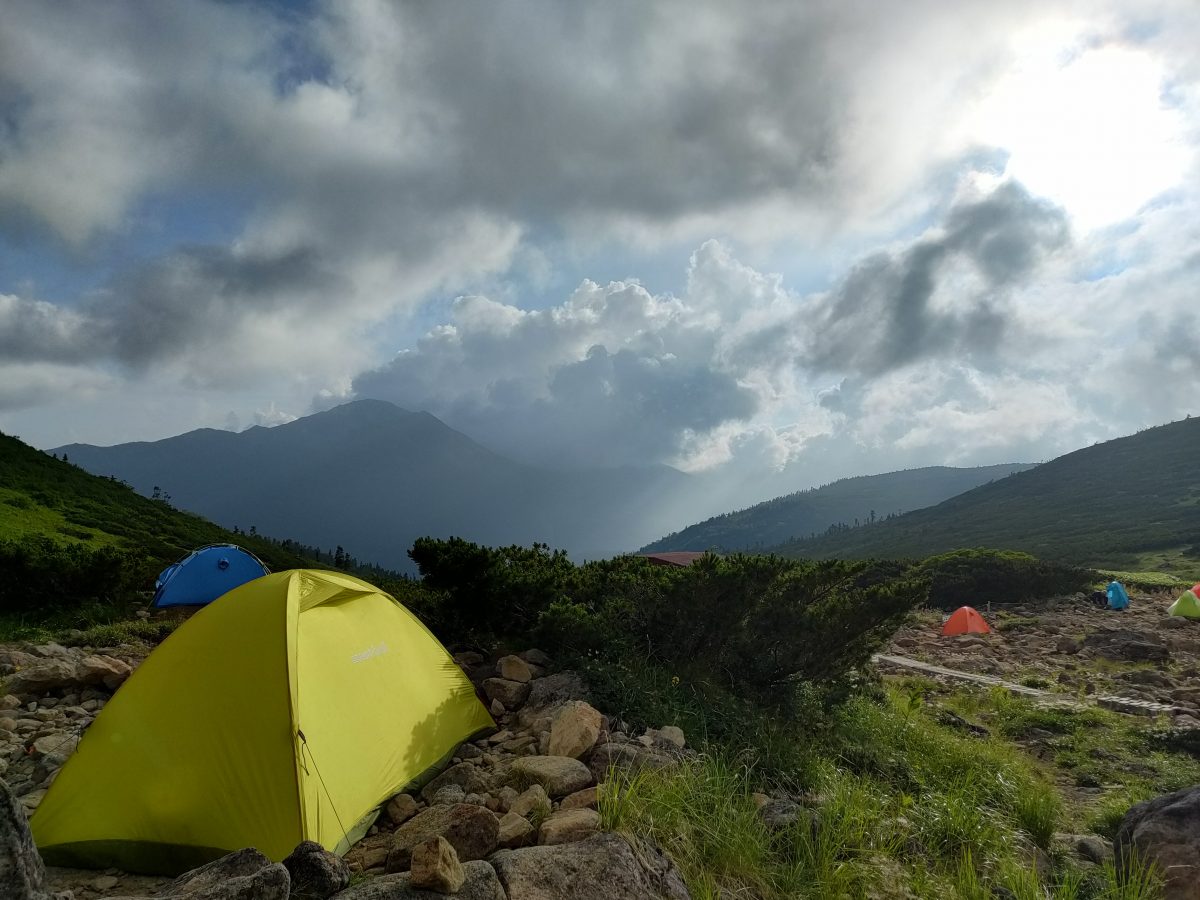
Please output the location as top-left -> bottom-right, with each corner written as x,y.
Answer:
941,606 -> 991,636
1192,583 -> 1200,599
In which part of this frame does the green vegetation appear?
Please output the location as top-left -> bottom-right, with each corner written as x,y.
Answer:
0,429 -> 326,630
598,689 -> 1159,899
771,417 -> 1200,573
1099,570 -> 1191,591
920,549 -> 1098,609
409,538 -> 926,709
641,464 -> 1032,554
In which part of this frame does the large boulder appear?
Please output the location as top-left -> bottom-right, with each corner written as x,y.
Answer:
482,679 -> 530,711
0,778 -> 72,899
114,849 -> 290,899
588,742 -> 678,783
1116,784 -> 1200,897
548,702 -> 603,760
497,812 -> 536,849
507,757 -> 593,798
1084,630 -> 1170,663
4,661 -> 78,698
409,836 -> 464,893
508,784 -> 551,823
386,804 -> 499,872
420,763 -> 491,803
283,840 -> 350,899
518,673 -> 590,727
490,832 -> 690,900
75,655 -> 132,691
496,656 -> 533,684
331,861 -> 504,899
538,808 -> 601,845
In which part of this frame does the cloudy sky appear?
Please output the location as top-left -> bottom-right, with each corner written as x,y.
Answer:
2,0 -> 1198,502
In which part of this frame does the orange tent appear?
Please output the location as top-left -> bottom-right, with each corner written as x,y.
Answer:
941,606 -> 991,636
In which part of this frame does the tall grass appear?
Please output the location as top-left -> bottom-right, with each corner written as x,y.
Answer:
598,692 -> 1163,899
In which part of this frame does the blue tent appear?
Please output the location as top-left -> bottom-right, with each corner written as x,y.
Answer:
152,545 -> 269,608
1106,580 -> 1131,610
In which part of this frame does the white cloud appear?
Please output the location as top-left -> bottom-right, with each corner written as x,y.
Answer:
1,0 -> 1198,496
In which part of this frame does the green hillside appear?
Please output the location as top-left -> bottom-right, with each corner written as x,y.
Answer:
771,417 -> 1200,573
0,429 -> 316,574
641,463 -> 1032,553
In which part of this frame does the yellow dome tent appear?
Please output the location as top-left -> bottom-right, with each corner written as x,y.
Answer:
31,570 -> 493,875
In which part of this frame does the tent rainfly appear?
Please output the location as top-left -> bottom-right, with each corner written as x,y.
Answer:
152,544 -> 269,608
941,606 -> 991,636
31,570 -> 493,874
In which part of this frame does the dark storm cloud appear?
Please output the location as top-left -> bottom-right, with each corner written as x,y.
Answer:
98,244 -> 342,367
0,294 -> 98,363
800,182 -> 1070,375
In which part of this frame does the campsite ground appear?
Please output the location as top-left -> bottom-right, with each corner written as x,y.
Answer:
881,591 -> 1200,841
11,586 -> 1200,898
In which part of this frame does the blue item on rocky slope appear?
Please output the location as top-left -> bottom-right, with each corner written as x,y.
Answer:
1106,580 -> 1131,610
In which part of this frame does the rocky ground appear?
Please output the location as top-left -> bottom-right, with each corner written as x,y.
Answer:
0,642 -> 695,899
885,590 -> 1200,724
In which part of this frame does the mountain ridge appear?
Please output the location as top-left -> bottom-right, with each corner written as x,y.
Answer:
641,463 -> 1034,553
56,399 -> 694,570
769,416 -> 1200,570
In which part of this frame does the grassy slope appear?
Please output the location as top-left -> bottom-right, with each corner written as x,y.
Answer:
0,431 -> 313,572
641,463 -> 1033,553
771,417 -> 1200,571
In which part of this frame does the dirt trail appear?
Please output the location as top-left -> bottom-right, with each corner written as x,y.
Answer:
874,653 -> 1183,716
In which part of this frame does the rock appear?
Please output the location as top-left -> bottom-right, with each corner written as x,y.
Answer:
489,700 -> 505,717
496,656 -> 532,684
495,787 -> 518,813
560,787 -> 598,810
0,696 -> 21,710
4,661 -> 78,697
31,734 -> 79,767
491,832 -> 689,900
507,756 -> 593,798
654,726 -> 685,749
91,875 -> 119,890
421,763 -> 491,803
1084,630 -> 1170,662
508,785 -> 551,823
410,836 -> 465,893
0,653 -> 39,677
538,808 -> 601,845
520,650 -> 552,667
519,673 -> 590,725
482,679 -> 530,711
75,656 -> 132,691
934,709 -> 989,738
1120,669 -> 1175,689
757,798 -> 814,833
141,849 -> 290,899
387,804 -> 499,872
283,840 -> 350,899
497,813 -> 536,849
387,794 -> 421,826
0,777 -> 72,899
548,702 -> 603,760
1073,834 -> 1113,864
1116,784 -> 1200,897
331,860 -> 504,900
453,652 -> 485,670
430,785 -> 467,806
588,742 -> 677,783
1056,637 -> 1081,654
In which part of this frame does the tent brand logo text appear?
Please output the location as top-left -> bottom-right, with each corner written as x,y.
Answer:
351,643 -> 388,664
